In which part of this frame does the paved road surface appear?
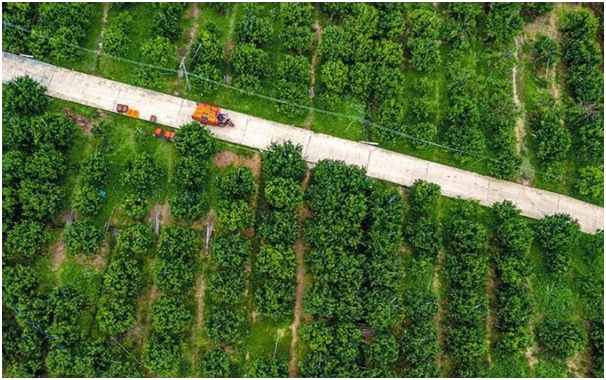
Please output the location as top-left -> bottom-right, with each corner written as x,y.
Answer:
3,52 -> 603,233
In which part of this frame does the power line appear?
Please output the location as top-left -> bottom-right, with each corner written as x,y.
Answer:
2,20 -> 587,182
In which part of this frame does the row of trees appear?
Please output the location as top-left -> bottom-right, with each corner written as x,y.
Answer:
444,58 -> 486,162
146,226 -> 199,376
527,93 -> 571,182
5,81 -> 73,266
491,201 -> 533,355
400,180 -> 441,377
361,185 -> 405,376
580,232 -> 604,377
121,153 -> 160,220
232,4 -> 273,91
205,162 -> 256,349
254,142 -> 305,320
103,11 -> 133,57
97,224 -> 155,336
319,2 -> 407,120
535,213 -> 580,275
479,32 -> 522,179
189,22 -> 224,97
560,9 -> 604,204
444,201 -> 489,377
170,123 -> 217,220
302,160 -> 369,376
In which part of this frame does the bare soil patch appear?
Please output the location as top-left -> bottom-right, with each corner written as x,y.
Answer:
432,249 -> 447,373
51,240 -> 67,271
181,3 -> 200,57
62,108 -> 98,134
213,151 -> 262,180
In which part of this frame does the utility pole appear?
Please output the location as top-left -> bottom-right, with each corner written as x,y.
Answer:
179,56 -> 191,92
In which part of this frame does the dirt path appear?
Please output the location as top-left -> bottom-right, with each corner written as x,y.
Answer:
516,4 -> 563,100
51,240 -> 66,271
303,20 -> 323,129
567,348 -> 590,377
129,282 -> 160,346
486,265 -> 498,367
96,3 -> 109,54
225,3 -> 239,57
213,151 -> 262,180
288,171 -> 311,378
432,249 -> 447,375
512,41 -> 526,155
182,3 -> 200,58
191,272 -> 206,369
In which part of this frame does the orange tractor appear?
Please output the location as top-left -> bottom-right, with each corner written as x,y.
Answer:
192,103 -> 234,127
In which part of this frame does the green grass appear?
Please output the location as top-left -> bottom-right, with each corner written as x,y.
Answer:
490,353 -> 533,378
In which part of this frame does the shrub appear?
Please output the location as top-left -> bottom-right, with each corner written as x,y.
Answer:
63,220 -> 103,256
217,167 -> 256,202
151,296 -> 192,335
538,320 -> 587,359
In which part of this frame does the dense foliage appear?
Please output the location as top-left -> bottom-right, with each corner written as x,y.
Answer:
121,153 -> 160,219
171,123 -> 217,220
280,2 -> 314,54
535,213 -> 580,274
444,201 -> 489,377
205,163 -> 256,348
63,220 -> 103,256
146,226 -> 199,375
528,93 -> 571,182
405,180 -> 441,260
98,224 -> 154,336
255,142 -> 304,320
537,320 -> 587,359
492,201 -> 533,355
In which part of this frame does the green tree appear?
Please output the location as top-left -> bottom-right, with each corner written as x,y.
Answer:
231,43 -> 269,91
97,298 -> 136,336
199,349 -> 231,377
140,36 -> 177,67
18,179 -> 63,221
577,166 -> 604,202
264,177 -> 304,210
151,296 -> 192,335
117,223 -> 156,257
123,153 -> 160,196
524,2 -> 556,17
103,257 -> 142,298
486,3 -> 523,45
538,320 -> 587,359
72,185 -> 104,217
258,210 -> 299,246
103,12 -> 132,57
262,141 -> 307,182
175,123 -> 218,160
24,145 -> 67,182
321,60 -> 349,94
217,200 -> 254,233
236,3 -> 273,46
64,220 -> 103,256
218,167 -> 256,201
145,333 -> 181,376
4,221 -> 50,263
533,35 -> 560,69
536,213 -> 580,274
245,357 -> 288,378
3,76 -> 49,117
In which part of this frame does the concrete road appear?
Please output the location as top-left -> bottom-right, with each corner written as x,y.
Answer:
3,52 -> 603,233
